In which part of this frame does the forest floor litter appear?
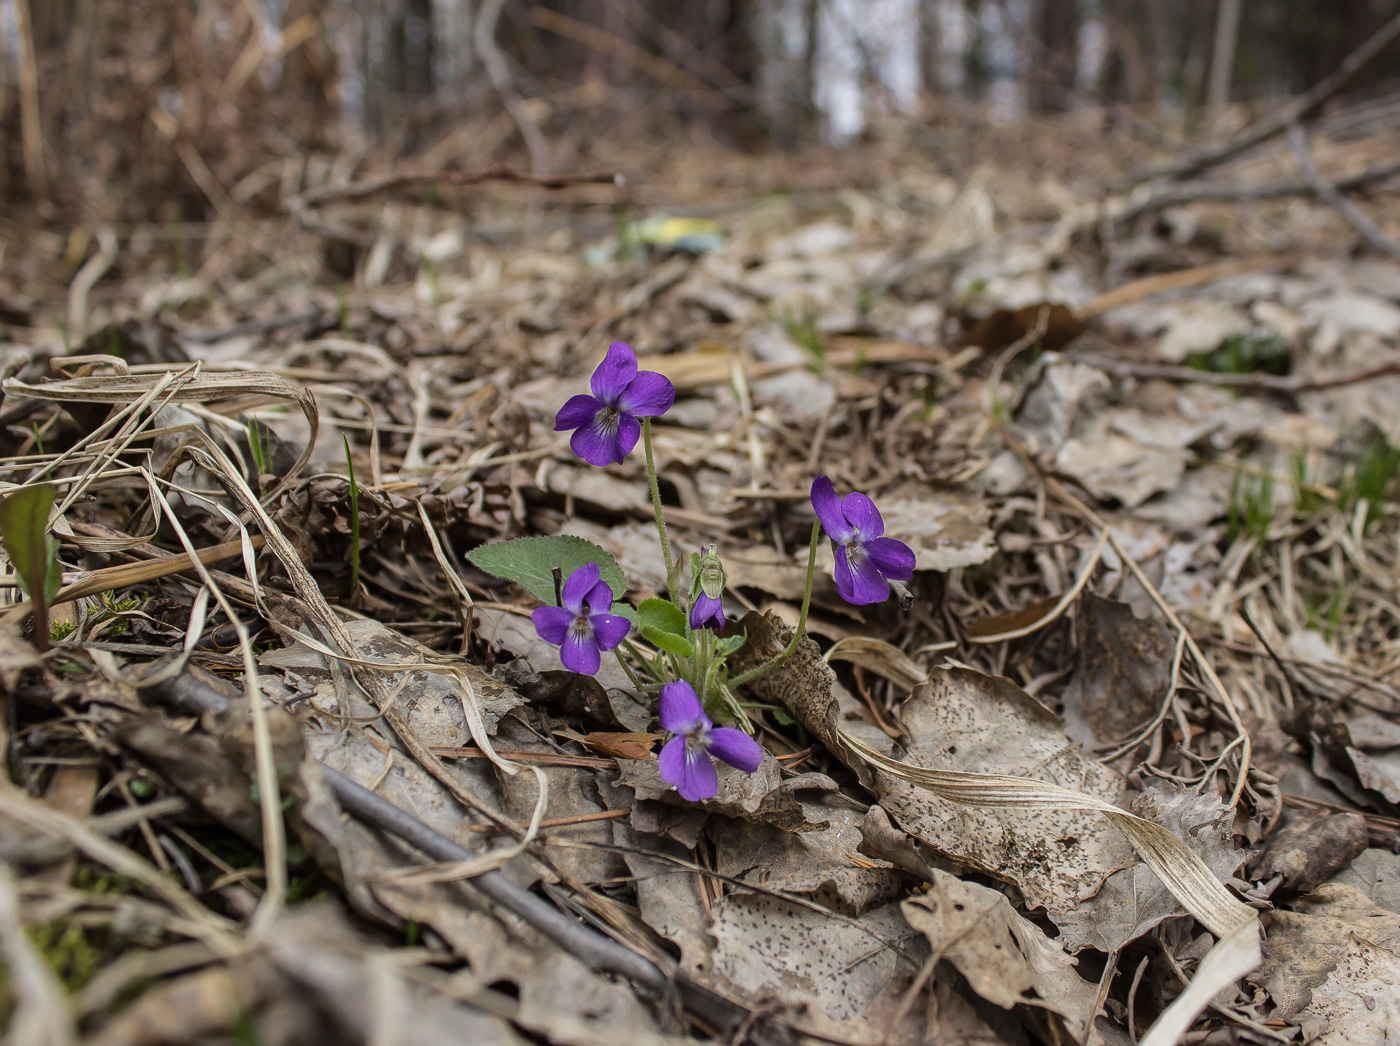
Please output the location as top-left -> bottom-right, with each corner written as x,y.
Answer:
3,99 -> 1400,1046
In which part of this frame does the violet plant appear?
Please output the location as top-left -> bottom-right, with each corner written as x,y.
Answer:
467,341 -> 916,800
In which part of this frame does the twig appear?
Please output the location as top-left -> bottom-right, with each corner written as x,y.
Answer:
475,0 -> 549,175
287,166 -> 622,245
1130,11 -> 1400,183
529,7 -> 732,111
428,746 -> 614,769
1238,606 -> 1298,711
1116,156 -> 1400,222
1286,122 -> 1400,263
1066,350 -> 1400,394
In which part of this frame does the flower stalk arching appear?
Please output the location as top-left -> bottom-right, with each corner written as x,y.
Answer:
642,418 -> 680,605
728,520 -> 821,690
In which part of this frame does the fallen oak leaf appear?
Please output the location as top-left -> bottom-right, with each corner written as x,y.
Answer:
584,731 -> 664,759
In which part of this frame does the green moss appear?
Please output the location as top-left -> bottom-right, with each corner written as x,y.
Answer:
26,920 -> 108,990
1187,332 -> 1291,375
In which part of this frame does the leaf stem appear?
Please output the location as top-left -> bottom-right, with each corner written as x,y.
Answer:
642,418 -> 679,604
729,520 -> 820,689
613,647 -> 644,692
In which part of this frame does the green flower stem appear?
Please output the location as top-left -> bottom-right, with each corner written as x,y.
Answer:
642,418 -> 680,605
729,520 -> 820,690
690,627 -> 715,710
623,639 -> 666,686
613,647 -> 644,692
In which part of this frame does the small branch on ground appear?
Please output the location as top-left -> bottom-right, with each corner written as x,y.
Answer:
286,166 -> 623,244
1286,122 -> 1400,263
1067,350 -> 1400,394
1129,11 -> 1400,183
1116,156 -> 1400,222
475,0 -> 550,175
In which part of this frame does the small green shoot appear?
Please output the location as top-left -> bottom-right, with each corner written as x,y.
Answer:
782,306 -> 827,363
1186,332 -> 1291,376
418,253 -> 440,307
246,415 -> 269,477
1338,432 -> 1400,534
0,483 -> 63,652
1289,448 -> 1328,516
1304,581 -> 1351,640
1226,467 -> 1276,547
344,434 -> 361,592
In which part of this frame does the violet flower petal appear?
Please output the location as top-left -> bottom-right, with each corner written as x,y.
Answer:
843,546 -> 894,605
561,563 -> 602,615
688,592 -> 724,631
810,476 -> 853,542
591,342 -> 638,402
841,492 -> 885,539
657,736 -> 690,793
582,579 -> 615,615
616,370 -> 676,418
554,394 -> 600,431
865,536 -> 916,581
658,680 -> 707,735
831,543 -> 858,604
589,613 -> 632,651
705,727 -> 763,773
613,412 -> 642,462
570,411 -> 621,467
672,743 -> 719,801
531,606 -> 572,645
559,628 -> 601,675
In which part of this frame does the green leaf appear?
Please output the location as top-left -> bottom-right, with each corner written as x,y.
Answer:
0,483 -> 58,603
770,705 -> 796,726
716,632 -> 747,657
466,535 -> 626,607
640,624 -> 693,658
638,597 -> 686,637
43,533 -> 61,605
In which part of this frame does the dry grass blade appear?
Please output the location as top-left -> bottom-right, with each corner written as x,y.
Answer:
145,480 -> 287,930
3,369 -> 320,504
965,527 -> 1108,644
835,730 -> 1261,1046
0,535 -> 259,627
823,636 -> 928,692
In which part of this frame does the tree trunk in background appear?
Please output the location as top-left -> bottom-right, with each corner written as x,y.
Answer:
1101,0 -> 1155,104
1205,0 -> 1241,114
282,0 -> 340,146
1030,0 -> 1079,112
921,0 -> 942,96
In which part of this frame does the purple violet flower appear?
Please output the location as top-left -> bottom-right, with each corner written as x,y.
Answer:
688,592 -> 725,632
554,342 -> 676,467
810,475 -> 917,605
657,680 -> 762,801
530,563 -> 631,675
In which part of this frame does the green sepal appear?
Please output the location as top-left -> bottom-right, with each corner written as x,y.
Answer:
715,631 -> 747,657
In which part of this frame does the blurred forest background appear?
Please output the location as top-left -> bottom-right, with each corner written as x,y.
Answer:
3,0 -> 1400,225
